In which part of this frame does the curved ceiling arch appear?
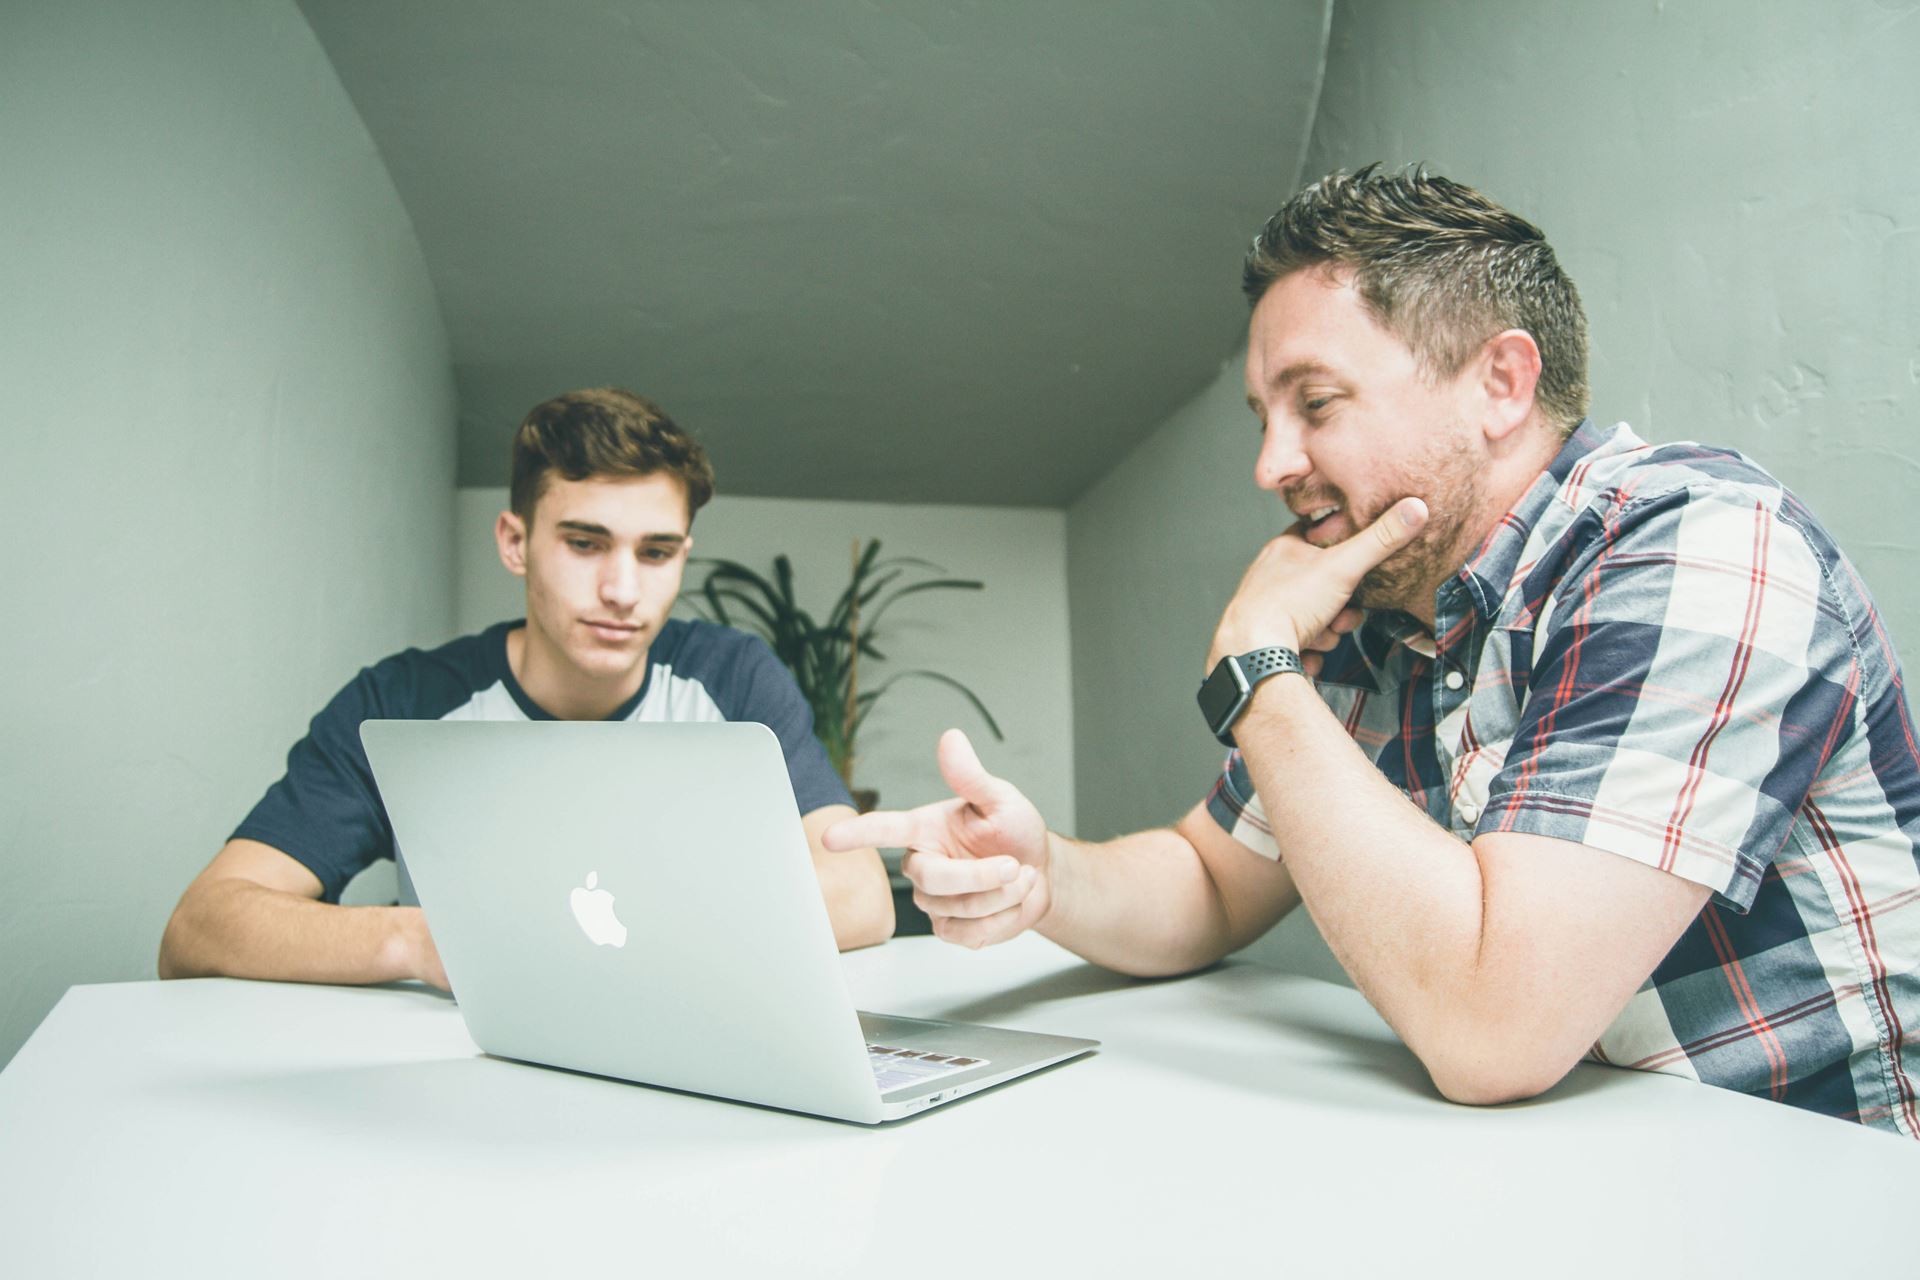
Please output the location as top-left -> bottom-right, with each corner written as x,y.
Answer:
299,0 -> 1330,506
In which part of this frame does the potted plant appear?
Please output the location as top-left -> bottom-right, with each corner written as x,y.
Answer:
685,538 -> 1002,808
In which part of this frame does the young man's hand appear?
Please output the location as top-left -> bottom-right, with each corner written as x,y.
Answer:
393,907 -> 450,990
1208,496 -> 1428,672
822,730 -> 1051,949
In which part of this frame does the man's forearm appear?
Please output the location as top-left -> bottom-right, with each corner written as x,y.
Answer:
1038,828 -> 1239,976
1232,675 -> 1487,1056
817,851 -> 895,951
158,879 -> 433,986
801,805 -> 895,951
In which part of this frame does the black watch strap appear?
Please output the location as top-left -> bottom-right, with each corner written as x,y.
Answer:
1236,646 -> 1303,684
1196,645 -> 1305,747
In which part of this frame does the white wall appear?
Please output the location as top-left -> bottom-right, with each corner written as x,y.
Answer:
0,1 -> 456,1065
1067,0 -> 1920,982
456,490 -> 1076,840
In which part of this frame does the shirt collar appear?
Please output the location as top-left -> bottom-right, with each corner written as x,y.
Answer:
1328,419 -> 1631,683
1453,417 -> 1625,623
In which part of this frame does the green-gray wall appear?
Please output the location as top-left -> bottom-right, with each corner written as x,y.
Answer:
1067,0 -> 1920,980
0,1 -> 456,1065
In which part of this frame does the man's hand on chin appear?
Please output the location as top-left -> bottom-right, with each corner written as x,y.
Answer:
1208,496 -> 1428,677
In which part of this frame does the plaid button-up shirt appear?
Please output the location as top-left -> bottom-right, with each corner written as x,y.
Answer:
1208,420 -> 1920,1135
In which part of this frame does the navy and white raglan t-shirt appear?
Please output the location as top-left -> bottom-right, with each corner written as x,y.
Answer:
232,618 -> 853,903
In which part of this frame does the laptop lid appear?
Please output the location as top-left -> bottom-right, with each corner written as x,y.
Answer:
361,718 -> 888,1122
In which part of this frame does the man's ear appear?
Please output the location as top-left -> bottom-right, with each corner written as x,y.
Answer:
1477,328 -> 1543,443
495,510 -> 529,577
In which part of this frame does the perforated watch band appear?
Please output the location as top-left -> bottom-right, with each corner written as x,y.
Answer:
1197,645 -> 1306,747
1236,646 -> 1304,683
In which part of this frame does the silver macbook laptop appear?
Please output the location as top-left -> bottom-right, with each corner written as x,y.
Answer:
360,718 -> 1096,1123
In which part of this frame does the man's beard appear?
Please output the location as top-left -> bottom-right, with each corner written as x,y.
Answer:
1348,432 -> 1483,616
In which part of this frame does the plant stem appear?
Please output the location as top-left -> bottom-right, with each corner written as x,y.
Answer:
843,537 -> 860,787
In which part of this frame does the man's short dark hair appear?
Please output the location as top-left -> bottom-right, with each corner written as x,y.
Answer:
509,386 -> 716,524
1243,164 -> 1590,434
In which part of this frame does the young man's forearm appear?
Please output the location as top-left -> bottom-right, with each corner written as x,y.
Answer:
802,805 -> 895,950
158,880 -> 436,986
817,852 -> 895,951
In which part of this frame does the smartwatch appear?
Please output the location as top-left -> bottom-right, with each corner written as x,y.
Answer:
1196,646 -> 1305,746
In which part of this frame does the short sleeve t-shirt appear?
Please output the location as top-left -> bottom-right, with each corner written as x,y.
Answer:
234,618 -> 853,903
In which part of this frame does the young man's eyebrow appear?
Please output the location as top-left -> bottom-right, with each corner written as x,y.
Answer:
553,520 -> 686,545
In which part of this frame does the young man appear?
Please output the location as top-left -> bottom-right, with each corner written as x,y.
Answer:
161,387 -> 893,987
829,167 -> 1920,1135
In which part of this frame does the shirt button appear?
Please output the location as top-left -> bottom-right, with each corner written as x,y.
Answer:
1443,668 -> 1465,691
1457,802 -> 1480,825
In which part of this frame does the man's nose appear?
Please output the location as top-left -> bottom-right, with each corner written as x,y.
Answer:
600,557 -> 641,609
1254,420 -> 1310,492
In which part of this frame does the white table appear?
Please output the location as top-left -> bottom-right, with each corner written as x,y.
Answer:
2,935 -> 1913,1277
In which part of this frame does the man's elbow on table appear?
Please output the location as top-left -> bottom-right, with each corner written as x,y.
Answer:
156,909 -> 190,980
156,877 -> 237,980
1418,1035 -> 1582,1108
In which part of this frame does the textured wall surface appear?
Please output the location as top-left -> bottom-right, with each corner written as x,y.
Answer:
1067,359 -> 1282,839
1303,0 -> 1920,661
455,489 -> 1076,842
0,1 -> 456,1065
1068,0 -> 1920,980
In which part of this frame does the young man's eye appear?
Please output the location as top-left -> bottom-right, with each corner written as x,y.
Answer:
566,538 -> 598,553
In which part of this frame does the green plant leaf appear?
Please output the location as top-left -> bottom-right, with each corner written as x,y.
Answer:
864,578 -> 985,633
773,555 -> 798,610
699,579 -> 733,627
867,554 -> 947,575
702,585 -> 780,637
827,568 -> 905,633
697,562 -> 786,619
852,669 -> 1003,741
690,541 -> 998,783
695,557 -> 781,595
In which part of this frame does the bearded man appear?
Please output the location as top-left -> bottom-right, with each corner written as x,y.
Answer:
829,166 -> 1920,1135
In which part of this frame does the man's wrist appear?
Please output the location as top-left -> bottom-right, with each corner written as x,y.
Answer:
1211,629 -> 1301,669
1199,645 -> 1307,746
1031,832 -> 1071,939
378,906 -> 428,983
1240,663 -> 1319,733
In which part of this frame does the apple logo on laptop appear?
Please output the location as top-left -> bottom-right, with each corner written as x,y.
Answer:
569,871 -> 628,948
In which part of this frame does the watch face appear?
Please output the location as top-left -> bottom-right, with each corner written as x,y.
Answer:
1196,658 -> 1248,734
